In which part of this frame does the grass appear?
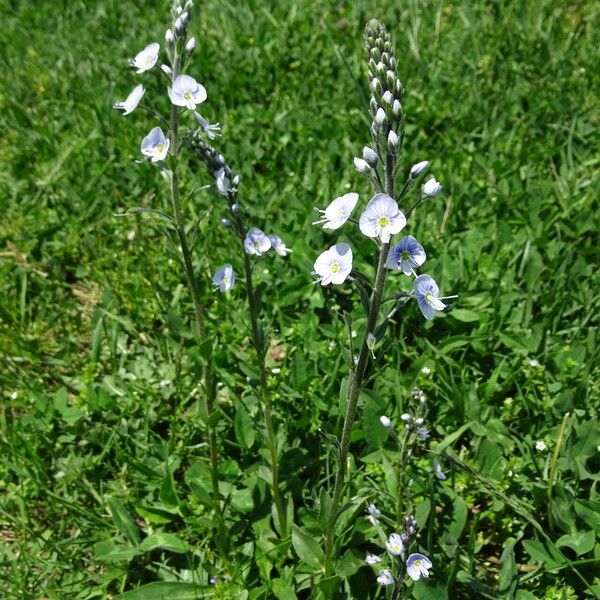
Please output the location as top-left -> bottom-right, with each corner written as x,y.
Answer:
1,0 -> 599,598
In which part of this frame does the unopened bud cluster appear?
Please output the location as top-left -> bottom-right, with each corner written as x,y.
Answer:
170,1 -> 194,40
364,19 -> 403,133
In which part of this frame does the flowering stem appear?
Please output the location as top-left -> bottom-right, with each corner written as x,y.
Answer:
240,243 -> 288,538
168,49 -> 226,556
323,135 -> 396,583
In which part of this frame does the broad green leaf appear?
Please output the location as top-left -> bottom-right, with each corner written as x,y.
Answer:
94,541 -> 141,563
522,539 -> 567,571
449,308 -> 480,323
115,582 -> 212,599
556,530 -> 595,556
498,537 -> 517,594
107,497 -> 140,546
139,532 -> 188,554
291,525 -> 324,571
574,500 -> 600,534
159,470 -> 180,509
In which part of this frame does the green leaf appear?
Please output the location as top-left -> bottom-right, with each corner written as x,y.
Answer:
413,579 -> 449,600
234,404 -> 256,449
522,539 -> 568,571
271,578 -> 296,600
574,500 -> 600,534
107,497 -> 140,546
291,525 -> 324,571
139,532 -> 188,554
556,530 -> 595,556
498,537 -> 517,594
114,582 -> 212,599
449,308 -> 480,323
94,541 -> 141,563
159,470 -> 180,509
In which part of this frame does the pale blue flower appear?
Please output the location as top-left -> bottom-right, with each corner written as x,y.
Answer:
168,74 -> 207,110
386,533 -> 405,556
130,42 -> 160,73
269,235 -> 292,256
113,84 -> 145,115
365,502 -> 381,526
365,552 -> 381,565
417,427 -> 429,440
213,264 -> 234,293
359,193 -> 406,243
313,243 -> 353,286
140,127 -> 170,162
244,227 -> 271,256
195,112 -> 222,139
406,553 -> 432,581
377,569 -> 394,586
413,274 -> 446,320
313,193 -> 359,230
387,236 -> 426,275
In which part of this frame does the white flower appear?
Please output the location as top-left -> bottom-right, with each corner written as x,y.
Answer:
410,161 -> 429,177
359,193 -> 406,243
422,177 -> 442,197
140,127 -> 170,162
365,503 -> 381,526
213,264 -> 235,293
269,235 -> 292,256
313,193 -> 359,230
353,157 -> 371,174
168,74 -> 207,110
421,366 -> 431,375
244,227 -> 271,256
535,440 -> 547,452
529,359 -> 540,367
365,552 -> 381,565
433,458 -> 447,480
400,413 -> 411,422
158,379 -> 171,388
379,415 -> 392,428
313,243 -> 353,286
130,42 -> 160,73
406,553 -> 432,581
377,569 -> 394,586
113,84 -> 145,115
386,533 -> 405,556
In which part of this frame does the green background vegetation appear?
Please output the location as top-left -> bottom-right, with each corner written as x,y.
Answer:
1,0 -> 599,598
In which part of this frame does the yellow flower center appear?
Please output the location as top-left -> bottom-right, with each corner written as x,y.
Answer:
401,251 -> 410,261
156,143 -> 164,153
183,91 -> 192,100
331,262 -> 340,273
377,216 -> 390,228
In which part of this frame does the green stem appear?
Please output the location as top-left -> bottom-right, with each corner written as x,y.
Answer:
323,137 -> 396,581
547,411 -> 570,532
168,49 -> 226,555
241,249 -> 288,538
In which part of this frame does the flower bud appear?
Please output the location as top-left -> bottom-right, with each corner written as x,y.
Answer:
386,70 -> 396,89
370,122 -> 378,140
382,90 -> 393,105
401,413 -> 411,422
371,47 -> 381,62
414,417 -> 424,425
389,56 -> 396,70
422,177 -> 442,197
233,174 -> 241,186
161,64 -> 173,76
230,203 -> 240,213
184,0 -> 193,9
387,130 -> 399,153
396,79 -> 403,96
186,37 -> 196,53
362,146 -> 378,166
370,77 -> 382,95
375,107 -> 387,127
393,99 -> 402,119
165,29 -> 175,44
410,161 -> 428,177
220,218 -> 231,227
353,157 -> 371,174
380,415 -> 392,428
376,61 -> 386,74
370,96 -> 379,116
175,5 -> 183,14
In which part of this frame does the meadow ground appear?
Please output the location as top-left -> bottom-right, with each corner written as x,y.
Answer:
1,0 -> 599,598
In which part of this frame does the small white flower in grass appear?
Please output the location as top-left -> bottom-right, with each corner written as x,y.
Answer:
406,553 -> 432,581
535,440 -> 547,452
387,235 -> 426,275
113,84 -> 145,115
380,415 -> 392,428
529,359 -> 540,367
386,533 -> 405,556
359,193 -> 406,243
433,458 -> 447,480
377,569 -> 394,586
168,74 -> 207,110
422,177 -> 442,197
421,366 -> 431,375
140,127 -> 170,162
244,227 -> 271,256
269,235 -> 292,256
365,552 -> 381,565
313,243 -> 353,286
413,274 -> 447,320
195,112 -> 222,139
365,503 -> 381,526
130,42 -> 160,73
313,193 -> 359,230
354,157 -> 371,174
213,264 -> 235,293
158,379 -> 171,388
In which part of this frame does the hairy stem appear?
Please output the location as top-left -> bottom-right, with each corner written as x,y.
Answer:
323,134 -> 396,581
168,48 -> 226,555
